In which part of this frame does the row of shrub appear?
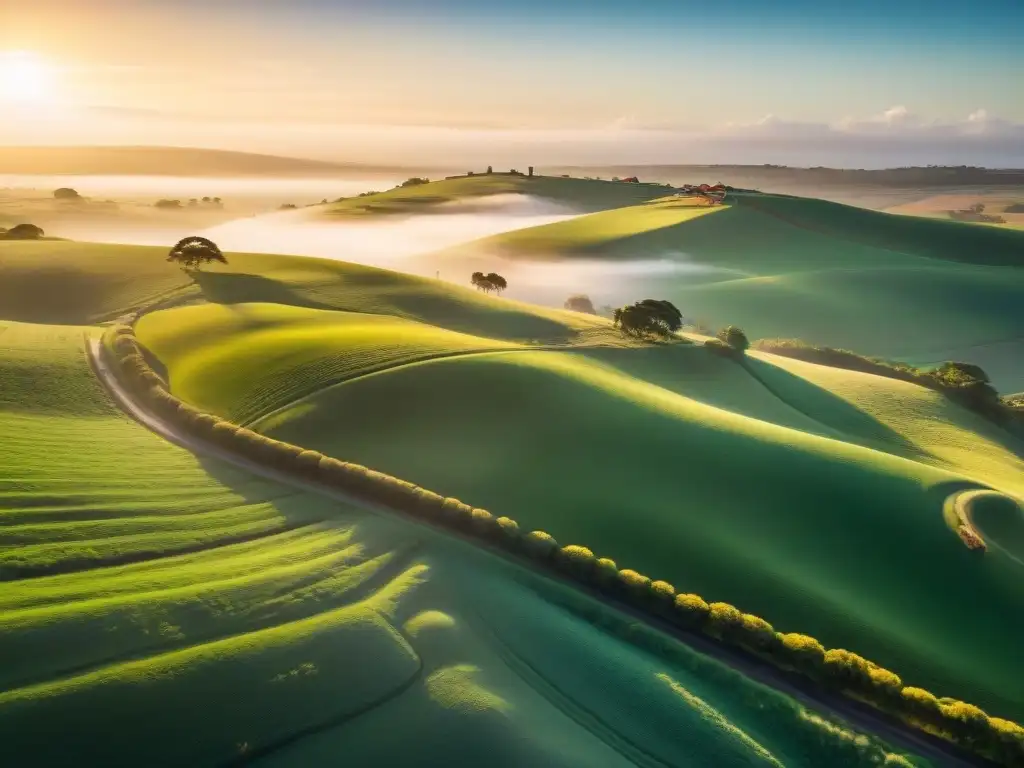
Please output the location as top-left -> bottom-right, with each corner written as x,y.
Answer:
753,338 -> 1019,429
105,322 -> 1024,766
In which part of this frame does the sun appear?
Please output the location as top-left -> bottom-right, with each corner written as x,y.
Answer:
1,51 -> 57,106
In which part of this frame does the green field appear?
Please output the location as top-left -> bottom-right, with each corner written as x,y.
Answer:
4,179 -> 1024,763
0,323 -> 930,766
320,174 -> 675,217
438,192 -> 1024,391
135,290 -> 1024,723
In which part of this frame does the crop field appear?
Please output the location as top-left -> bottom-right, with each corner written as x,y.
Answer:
0,323 -> 929,767
441,192 -> 1024,391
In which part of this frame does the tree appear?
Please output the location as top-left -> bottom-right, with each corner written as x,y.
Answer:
167,236 -> 227,271
613,299 -> 684,338
53,187 -> 80,200
486,166 -> 493,175
637,299 -> 683,333
2,223 -> 44,240
564,294 -> 597,314
154,199 -> 182,209
970,203 -> 985,214
279,203 -> 297,210
486,272 -> 507,295
400,177 -> 429,187
471,272 -> 508,295
717,325 -> 750,353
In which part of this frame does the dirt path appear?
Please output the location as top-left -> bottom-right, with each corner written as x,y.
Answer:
87,337 -> 990,768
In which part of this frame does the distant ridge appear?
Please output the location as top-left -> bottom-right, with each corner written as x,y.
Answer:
546,164 -> 1024,187
0,146 -> 417,177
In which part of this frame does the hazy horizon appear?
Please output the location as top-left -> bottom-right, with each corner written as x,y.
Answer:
4,0 -> 1023,168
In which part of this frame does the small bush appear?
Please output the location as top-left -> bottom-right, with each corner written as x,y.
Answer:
522,530 -> 559,560
673,593 -> 710,628
557,545 -> 596,578
649,580 -> 676,609
716,325 -> 750,354
440,498 -> 473,528
705,602 -> 744,639
776,632 -> 825,673
593,557 -> 619,586
822,648 -> 874,692
736,613 -> 776,651
938,700 -> 991,745
495,516 -> 520,541
469,508 -> 498,537
616,569 -> 651,597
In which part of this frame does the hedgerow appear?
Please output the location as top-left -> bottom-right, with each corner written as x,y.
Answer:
754,338 -> 1015,427
102,323 -> 1024,766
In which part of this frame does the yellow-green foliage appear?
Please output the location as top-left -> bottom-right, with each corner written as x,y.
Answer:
522,530 -> 559,560
557,544 -> 596,576
673,594 -> 711,627
649,580 -> 676,605
777,632 -> 826,671
593,557 -> 619,584
617,569 -> 651,594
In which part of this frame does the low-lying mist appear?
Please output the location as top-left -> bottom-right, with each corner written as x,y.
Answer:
198,194 -> 580,268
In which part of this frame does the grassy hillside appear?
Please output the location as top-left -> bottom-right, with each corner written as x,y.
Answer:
0,323 -> 928,766
441,193 -> 1024,391
139,296 -> 1024,723
321,174 -> 675,217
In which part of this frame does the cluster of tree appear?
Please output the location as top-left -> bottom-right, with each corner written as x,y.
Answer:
753,338 -> 1015,428
400,177 -> 430,187
564,294 -> 597,314
612,299 -> 683,338
0,223 -> 44,240
948,202 -> 1007,224
106,320 -> 1024,766
470,272 -> 507,295
166,236 -> 227,271
279,203 -> 298,210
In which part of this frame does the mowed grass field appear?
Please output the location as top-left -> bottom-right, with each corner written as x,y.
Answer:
319,174 -> 675,217
440,192 -> 1024,391
0,324 -> 929,767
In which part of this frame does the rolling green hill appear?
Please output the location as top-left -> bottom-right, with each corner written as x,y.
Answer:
438,193 -> 1024,391
138,296 -> 1024,724
0,323 -> 927,766
320,174 -> 675,217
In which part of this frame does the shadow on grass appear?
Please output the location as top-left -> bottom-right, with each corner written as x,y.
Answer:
741,356 -> 932,458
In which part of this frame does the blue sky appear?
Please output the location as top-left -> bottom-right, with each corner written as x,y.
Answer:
3,0 -> 1023,166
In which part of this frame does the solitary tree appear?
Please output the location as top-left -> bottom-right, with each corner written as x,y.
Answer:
53,187 -> 80,200
400,177 -> 429,187
167,236 -> 227,271
613,299 -> 684,338
564,294 -> 597,314
2,223 -> 44,240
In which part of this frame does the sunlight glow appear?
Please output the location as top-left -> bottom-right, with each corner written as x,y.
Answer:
1,51 -> 57,105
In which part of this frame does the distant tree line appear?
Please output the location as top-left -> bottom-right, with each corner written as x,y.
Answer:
155,197 -> 223,210
105,320 -> 1024,767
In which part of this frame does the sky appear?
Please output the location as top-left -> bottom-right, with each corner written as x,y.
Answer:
2,0 -> 1023,167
